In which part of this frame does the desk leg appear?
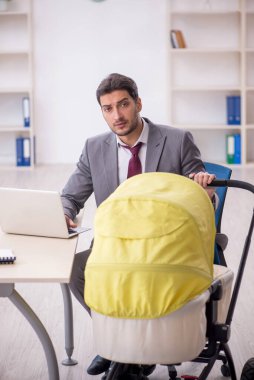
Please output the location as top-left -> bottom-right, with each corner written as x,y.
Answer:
60,283 -> 78,366
5,285 -> 60,380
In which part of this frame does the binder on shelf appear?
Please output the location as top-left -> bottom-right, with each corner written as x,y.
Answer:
226,134 -> 241,164
234,134 -> 241,164
23,137 -> 31,166
170,30 -> 186,49
33,135 -> 36,165
226,134 -> 235,164
0,249 -> 16,264
234,96 -> 241,125
22,97 -> 30,128
16,137 -> 31,167
226,96 -> 234,125
226,95 -> 241,125
16,137 -> 24,166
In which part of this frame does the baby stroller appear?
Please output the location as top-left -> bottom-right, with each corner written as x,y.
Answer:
85,172 -> 254,380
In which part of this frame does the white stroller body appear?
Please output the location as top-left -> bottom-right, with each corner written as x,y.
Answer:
92,264 -> 233,365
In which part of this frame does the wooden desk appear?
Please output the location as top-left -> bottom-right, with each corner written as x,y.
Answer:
0,231 -> 78,380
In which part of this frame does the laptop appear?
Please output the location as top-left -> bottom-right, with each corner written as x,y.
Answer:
0,187 -> 89,239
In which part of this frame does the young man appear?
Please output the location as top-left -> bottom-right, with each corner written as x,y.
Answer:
61,73 -> 215,376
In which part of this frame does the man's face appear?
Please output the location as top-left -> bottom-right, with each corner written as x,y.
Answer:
100,90 -> 142,141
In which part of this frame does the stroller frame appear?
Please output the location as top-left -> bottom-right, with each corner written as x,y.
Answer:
100,179 -> 254,380
188,179 -> 254,380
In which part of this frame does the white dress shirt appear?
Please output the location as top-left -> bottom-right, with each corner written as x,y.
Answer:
116,119 -> 149,184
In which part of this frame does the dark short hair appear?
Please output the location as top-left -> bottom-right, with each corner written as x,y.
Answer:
96,73 -> 139,104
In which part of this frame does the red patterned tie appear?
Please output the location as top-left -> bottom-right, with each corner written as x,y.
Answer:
123,142 -> 142,178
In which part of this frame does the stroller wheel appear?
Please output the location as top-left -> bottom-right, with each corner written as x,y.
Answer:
101,363 -> 148,380
221,364 -> 231,377
167,365 -> 179,380
241,358 -> 254,380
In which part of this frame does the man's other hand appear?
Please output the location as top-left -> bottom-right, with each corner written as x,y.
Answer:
65,215 -> 78,228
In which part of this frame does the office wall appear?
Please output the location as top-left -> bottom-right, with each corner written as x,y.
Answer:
33,0 -> 169,163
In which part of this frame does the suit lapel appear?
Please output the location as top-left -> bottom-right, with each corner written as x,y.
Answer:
145,122 -> 166,172
102,134 -> 119,194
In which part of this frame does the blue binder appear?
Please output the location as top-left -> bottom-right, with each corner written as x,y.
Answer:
234,134 -> 241,164
226,95 -> 241,125
16,137 -> 31,166
22,97 -> 30,128
226,96 -> 234,125
226,134 -> 235,164
16,137 -> 24,166
23,137 -> 31,166
234,96 -> 241,125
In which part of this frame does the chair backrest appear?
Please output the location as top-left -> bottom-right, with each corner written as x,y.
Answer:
204,162 -> 232,265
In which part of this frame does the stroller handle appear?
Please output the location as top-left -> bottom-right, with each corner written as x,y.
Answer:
209,179 -> 254,194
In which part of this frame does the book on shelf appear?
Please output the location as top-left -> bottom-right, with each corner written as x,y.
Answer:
226,95 -> 241,125
226,134 -> 241,164
22,97 -> 30,128
170,30 -> 186,49
16,136 -> 31,167
0,249 -> 16,264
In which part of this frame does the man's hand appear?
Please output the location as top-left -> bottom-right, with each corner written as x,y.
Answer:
189,171 -> 216,199
65,215 -> 78,228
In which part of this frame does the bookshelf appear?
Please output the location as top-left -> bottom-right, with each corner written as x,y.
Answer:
169,0 -> 254,166
0,0 -> 34,168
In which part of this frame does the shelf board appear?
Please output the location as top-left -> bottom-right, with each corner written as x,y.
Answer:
170,48 -> 241,53
0,50 -> 30,55
246,125 -> 254,130
217,162 -> 254,168
172,87 -> 241,92
0,87 -> 31,93
223,163 -> 244,168
191,160 -> 254,168
226,162 -> 254,168
222,163 -> 242,168
0,11 -> 29,16
172,124 -> 242,130
0,126 -> 31,132
0,164 -> 33,171
170,11 -> 241,16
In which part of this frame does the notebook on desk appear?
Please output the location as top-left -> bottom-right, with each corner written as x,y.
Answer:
0,249 -> 16,264
0,187 -> 89,239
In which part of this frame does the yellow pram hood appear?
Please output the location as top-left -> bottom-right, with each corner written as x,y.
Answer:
85,173 -> 216,319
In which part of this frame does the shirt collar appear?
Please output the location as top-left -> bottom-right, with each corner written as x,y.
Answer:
116,118 -> 149,147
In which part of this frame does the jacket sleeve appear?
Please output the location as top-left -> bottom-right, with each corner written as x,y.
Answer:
61,140 -> 94,220
180,131 -> 205,176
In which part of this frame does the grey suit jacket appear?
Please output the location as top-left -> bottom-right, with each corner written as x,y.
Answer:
61,118 -> 204,220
